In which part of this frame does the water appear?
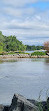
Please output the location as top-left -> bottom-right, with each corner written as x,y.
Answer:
0,58 -> 49,105
25,51 -> 34,53
25,50 -> 46,53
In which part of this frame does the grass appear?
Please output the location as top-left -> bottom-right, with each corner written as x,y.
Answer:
0,51 -> 30,55
0,51 -> 7,55
31,51 -> 46,56
0,50 -> 47,56
37,90 -> 49,111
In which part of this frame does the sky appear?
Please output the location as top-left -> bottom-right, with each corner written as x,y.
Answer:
0,0 -> 49,45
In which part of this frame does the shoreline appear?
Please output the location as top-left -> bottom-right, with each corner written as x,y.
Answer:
0,54 -> 49,59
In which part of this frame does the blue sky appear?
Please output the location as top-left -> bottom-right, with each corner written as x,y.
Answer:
0,0 -> 49,45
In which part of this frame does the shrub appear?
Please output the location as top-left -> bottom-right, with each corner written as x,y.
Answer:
44,41 -> 49,53
31,51 -> 46,56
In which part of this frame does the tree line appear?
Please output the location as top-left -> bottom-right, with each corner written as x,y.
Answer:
0,31 -> 44,52
25,45 -> 43,51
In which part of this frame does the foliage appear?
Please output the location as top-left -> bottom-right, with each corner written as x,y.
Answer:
6,51 -> 25,55
31,51 -> 46,56
0,31 -> 26,52
37,90 -> 49,111
26,45 -> 44,51
37,90 -> 43,111
0,31 -> 44,53
44,41 -> 49,53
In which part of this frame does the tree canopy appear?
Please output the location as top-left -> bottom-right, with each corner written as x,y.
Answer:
0,31 -> 44,52
0,31 -> 26,52
26,45 -> 43,51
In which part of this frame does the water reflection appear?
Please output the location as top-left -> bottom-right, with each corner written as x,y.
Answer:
45,58 -> 49,64
0,58 -> 18,63
0,58 -> 46,63
0,59 -> 3,64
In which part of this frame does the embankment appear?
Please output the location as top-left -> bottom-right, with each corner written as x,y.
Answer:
0,54 -> 49,59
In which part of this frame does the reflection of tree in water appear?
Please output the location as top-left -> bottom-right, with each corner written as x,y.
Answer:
45,58 -> 49,64
0,59 -> 3,64
0,59 -> 18,63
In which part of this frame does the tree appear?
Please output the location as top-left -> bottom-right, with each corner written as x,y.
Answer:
44,41 -> 49,53
0,31 -> 26,52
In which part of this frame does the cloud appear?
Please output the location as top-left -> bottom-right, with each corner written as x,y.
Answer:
3,13 -> 49,32
3,7 -> 35,17
3,0 -> 37,7
0,0 -> 49,45
2,0 -> 49,8
0,11 -> 49,45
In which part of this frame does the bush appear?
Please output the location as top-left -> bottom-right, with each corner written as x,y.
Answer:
44,41 -> 49,53
31,51 -> 46,56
